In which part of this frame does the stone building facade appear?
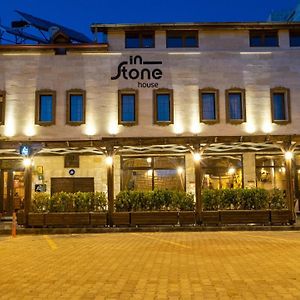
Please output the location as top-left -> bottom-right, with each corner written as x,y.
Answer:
1,20 -> 300,221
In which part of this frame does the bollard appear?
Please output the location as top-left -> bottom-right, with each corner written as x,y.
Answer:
12,211 -> 17,238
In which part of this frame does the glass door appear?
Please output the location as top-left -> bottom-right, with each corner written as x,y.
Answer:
1,170 -> 25,215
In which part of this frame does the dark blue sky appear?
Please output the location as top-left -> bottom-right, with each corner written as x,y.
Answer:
0,0 -> 298,38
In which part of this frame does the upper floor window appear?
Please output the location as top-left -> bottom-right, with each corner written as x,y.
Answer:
290,30 -> 300,47
166,31 -> 198,48
226,88 -> 246,124
118,89 -> 138,125
199,88 -> 219,124
66,89 -> 86,125
153,89 -> 174,125
0,90 -> 5,125
125,31 -> 155,48
249,30 -> 279,47
271,87 -> 290,124
35,90 -> 56,126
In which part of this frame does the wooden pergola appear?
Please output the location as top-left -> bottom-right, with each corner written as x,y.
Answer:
0,134 -> 298,225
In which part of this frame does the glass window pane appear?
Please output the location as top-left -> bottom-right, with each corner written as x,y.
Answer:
201,156 -> 243,189
125,33 -> 139,48
265,34 -> 278,46
121,94 -> 135,122
250,35 -> 261,47
70,94 -> 83,122
142,34 -> 154,48
256,167 -> 286,190
39,95 -> 53,122
167,36 -> 183,47
154,157 -> 184,169
273,93 -> 286,120
122,157 -> 151,169
290,31 -> 300,47
202,93 -> 216,120
154,169 -> 184,191
156,94 -> 170,122
185,35 -> 198,47
229,93 -> 242,119
122,170 -> 152,191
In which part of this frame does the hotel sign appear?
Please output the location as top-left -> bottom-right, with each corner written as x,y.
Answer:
111,55 -> 162,88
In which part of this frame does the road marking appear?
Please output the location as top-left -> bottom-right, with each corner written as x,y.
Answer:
132,233 -> 191,249
43,235 -> 58,250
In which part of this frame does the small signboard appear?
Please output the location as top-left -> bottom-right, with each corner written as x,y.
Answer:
69,169 -> 75,176
35,184 -> 46,192
20,144 -> 32,157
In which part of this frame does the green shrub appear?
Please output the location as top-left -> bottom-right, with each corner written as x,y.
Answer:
269,189 -> 287,209
115,190 -> 195,211
202,188 -> 286,211
202,189 -> 220,211
31,192 -> 50,212
92,192 -> 108,212
31,192 -> 107,212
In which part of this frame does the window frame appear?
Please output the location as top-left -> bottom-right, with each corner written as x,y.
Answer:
66,89 -> 86,126
225,88 -> 246,124
125,31 -> 155,48
0,90 -> 6,126
270,87 -> 291,124
35,89 -> 56,126
199,88 -> 219,124
153,88 -> 174,126
118,89 -> 138,126
166,30 -> 199,48
249,30 -> 279,47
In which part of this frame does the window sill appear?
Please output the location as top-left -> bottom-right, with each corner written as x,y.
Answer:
153,121 -> 173,126
119,122 -> 138,127
36,122 -> 55,126
272,120 -> 290,125
66,122 -> 85,126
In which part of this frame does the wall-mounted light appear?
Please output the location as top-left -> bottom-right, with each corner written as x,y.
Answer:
23,158 -> 33,167
146,157 -> 152,164
284,151 -> 293,160
177,167 -> 184,175
193,153 -> 201,162
105,156 -> 113,166
228,167 -> 236,175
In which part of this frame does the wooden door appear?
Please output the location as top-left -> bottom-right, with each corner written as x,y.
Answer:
51,177 -> 94,195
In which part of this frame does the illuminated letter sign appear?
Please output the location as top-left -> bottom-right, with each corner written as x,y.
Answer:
111,55 -> 163,88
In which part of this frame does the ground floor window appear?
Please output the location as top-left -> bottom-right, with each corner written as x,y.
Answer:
201,155 -> 243,189
256,155 -> 286,191
121,156 -> 185,191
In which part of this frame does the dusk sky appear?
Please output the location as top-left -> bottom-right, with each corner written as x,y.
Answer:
0,0 -> 299,38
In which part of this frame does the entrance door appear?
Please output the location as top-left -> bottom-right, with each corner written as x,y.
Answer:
0,170 -> 25,215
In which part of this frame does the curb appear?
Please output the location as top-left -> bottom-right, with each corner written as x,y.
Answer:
1,225 -> 300,235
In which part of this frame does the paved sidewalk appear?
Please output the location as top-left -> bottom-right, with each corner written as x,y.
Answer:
1,231 -> 300,299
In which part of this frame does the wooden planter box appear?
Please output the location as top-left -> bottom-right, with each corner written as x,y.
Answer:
270,210 -> 292,225
131,211 -> 178,226
178,211 -> 195,225
28,213 -> 45,227
112,212 -> 130,226
90,212 -> 108,226
45,213 -> 65,226
202,211 -> 220,226
220,210 -> 270,225
16,210 -> 25,225
45,212 -> 90,227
